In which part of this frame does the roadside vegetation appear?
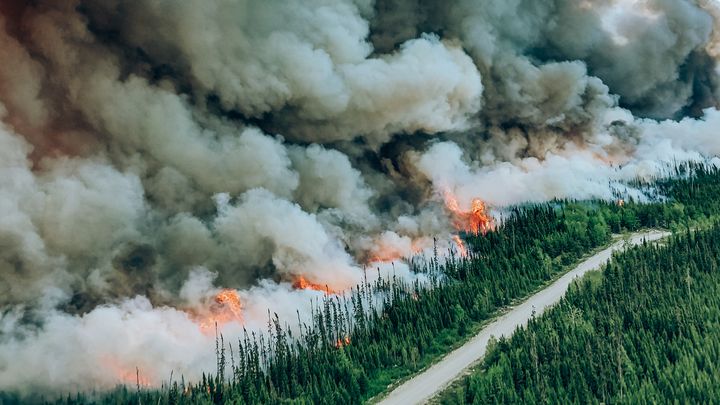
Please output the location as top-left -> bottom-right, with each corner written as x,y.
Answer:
436,224 -> 720,404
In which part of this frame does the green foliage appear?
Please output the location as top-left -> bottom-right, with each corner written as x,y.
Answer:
438,225 -> 720,404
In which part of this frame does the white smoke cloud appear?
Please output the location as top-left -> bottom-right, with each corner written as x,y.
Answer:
0,121 -> 149,305
544,0 -> 714,118
412,106 -> 720,210
81,2 -> 483,145
289,143 -> 375,221
0,297 -> 211,395
1,0 -> 720,397
213,189 -> 363,290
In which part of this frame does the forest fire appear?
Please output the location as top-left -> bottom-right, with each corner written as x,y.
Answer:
5,0 -> 720,397
335,336 -> 351,348
452,235 -> 468,257
292,276 -> 336,294
444,192 -> 494,235
196,289 -> 244,332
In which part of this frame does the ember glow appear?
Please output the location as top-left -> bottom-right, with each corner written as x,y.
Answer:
102,357 -> 151,387
368,238 -> 428,264
370,248 -> 409,264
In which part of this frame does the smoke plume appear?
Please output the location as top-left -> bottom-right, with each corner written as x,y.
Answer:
1,0 -> 720,395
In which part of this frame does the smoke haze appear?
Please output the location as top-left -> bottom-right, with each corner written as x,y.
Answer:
1,0 -> 720,395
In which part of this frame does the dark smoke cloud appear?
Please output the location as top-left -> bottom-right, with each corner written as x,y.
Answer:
1,0 -> 720,394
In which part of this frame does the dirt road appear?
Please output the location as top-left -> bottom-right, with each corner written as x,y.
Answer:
375,230 -> 670,405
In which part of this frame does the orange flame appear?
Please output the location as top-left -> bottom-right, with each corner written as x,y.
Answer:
196,289 -> 244,332
335,336 -> 351,348
444,192 -> 494,235
214,289 -> 243,318
292,276 -> 337,295
452,235 -> 468,257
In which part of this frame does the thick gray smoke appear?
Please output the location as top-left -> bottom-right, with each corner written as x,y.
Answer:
1,0 -> 720,395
